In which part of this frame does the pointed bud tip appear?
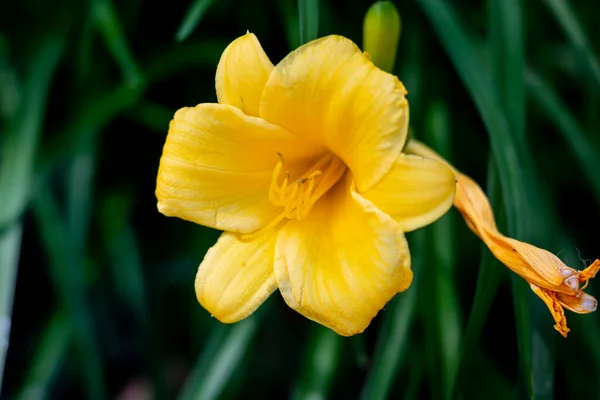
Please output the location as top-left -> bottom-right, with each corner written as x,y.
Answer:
362,1 -> 401,73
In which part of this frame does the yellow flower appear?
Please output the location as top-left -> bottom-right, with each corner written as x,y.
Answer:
155,33 -> 456,336
406,140 -> 600,337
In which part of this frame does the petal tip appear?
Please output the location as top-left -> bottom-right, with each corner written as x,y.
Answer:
581,296 -> 597,312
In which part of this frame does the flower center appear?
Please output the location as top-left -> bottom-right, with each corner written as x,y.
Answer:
269,152 -> 346,221
240,152 -> 346,241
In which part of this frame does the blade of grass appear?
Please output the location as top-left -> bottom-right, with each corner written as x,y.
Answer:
417,0 -> 546,396
175,0 -> 214,42
66,139 -> 96,252
15,311 -> 72,400
39,39 -> 226,172
298,0 -> 319,45
0,224 -> 23,395
360,282 -> 419,400
451,159 -> 507,399
101,193 -> 148,323
32,186 -> 106,400
0,33 -> 65,392
276,0 -> 300,50
100,192 -> 166,397
291,326 -> 342,400
541,0 -> 600,89
489,1 -> 556,396
417,0 -> 527,237
74,0 -> 94,84
487,0 -> 532,396
93,0 -> 143,86
0,35 -> 21,120
489,0 -> 525,142
510,276 -> 534,396
403,348 -> 423,400
359,229 -> 426,400
526,68 -> 600,205
426,101 -> 461,400
469,348 -> 514,398
178,315 -> 261,400
127,100 -> 172,133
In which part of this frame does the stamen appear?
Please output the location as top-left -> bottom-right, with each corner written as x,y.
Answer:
279,172 -> 290,204
255,152 -> 348,236
269,154 -> 284,204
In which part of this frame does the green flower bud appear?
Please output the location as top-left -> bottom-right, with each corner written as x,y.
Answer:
362,1 -> 401,73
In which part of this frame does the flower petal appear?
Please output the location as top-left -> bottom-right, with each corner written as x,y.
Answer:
362,153 -> 456,231
260,35 -> 409,192
156,103 -> 316,233
216,33 -> 274,116
530,283 -> 570,337
558,292 -> 598,314
196,231 -> 278,322
274,175 -> 412,336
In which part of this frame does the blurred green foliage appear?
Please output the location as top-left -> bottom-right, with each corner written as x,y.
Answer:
1,0 -> 599,398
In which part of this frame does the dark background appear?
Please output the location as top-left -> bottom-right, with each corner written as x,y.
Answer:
1,0 -> 599,398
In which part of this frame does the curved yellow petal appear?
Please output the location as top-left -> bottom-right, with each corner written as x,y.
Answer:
216,33 -> 274,116
196,230 -> 278,322
274,175 -> 412,336
260,35 -> 409,192
156,103 -> 316,233
362,153 -> 456,232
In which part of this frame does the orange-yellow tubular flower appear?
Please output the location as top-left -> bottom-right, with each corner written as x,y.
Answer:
155,33 -> 456,336
406,140 -> 600,337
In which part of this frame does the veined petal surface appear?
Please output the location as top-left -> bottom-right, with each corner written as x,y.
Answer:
156,103 -> 317,233
362,153 -> 456,232
274,175 -> 412,336
216,33 -> 274,116
196,230 -> 278,322
260,35 -> 409,192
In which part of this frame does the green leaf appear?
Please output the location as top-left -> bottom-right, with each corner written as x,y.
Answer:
100,192 -> 167,397
418,0 -> 556,397
292,326 -> 342,400
276,0 -> 300,50
32,186 -> 106,400
541,0 -> 600,89
40,39 -> 225,172
526,68 -> 600,206
93,0 -> 143,86
298,0 -> 319,45
127,100 -> 173,133
0,35 -> 21,120
360,229 -> 426,400
0,33 -> 65,392
425,102 -> 461,400
488,2 -> 555,397
417,0 -> 527,237
451,160 -> 507,399
175,0 -> 215,42
488,0 -> 525,141
101,193 -> 148,322
15,311 -> 71,400
0,224 -> 23,392
178,314 -> 261,400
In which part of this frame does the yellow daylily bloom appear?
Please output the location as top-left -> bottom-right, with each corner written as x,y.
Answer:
406,140 -> 600,337
155,33 -> 456,336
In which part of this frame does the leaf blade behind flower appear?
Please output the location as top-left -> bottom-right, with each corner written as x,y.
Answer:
298,0 -> 319,45
175,0 -> 215,42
